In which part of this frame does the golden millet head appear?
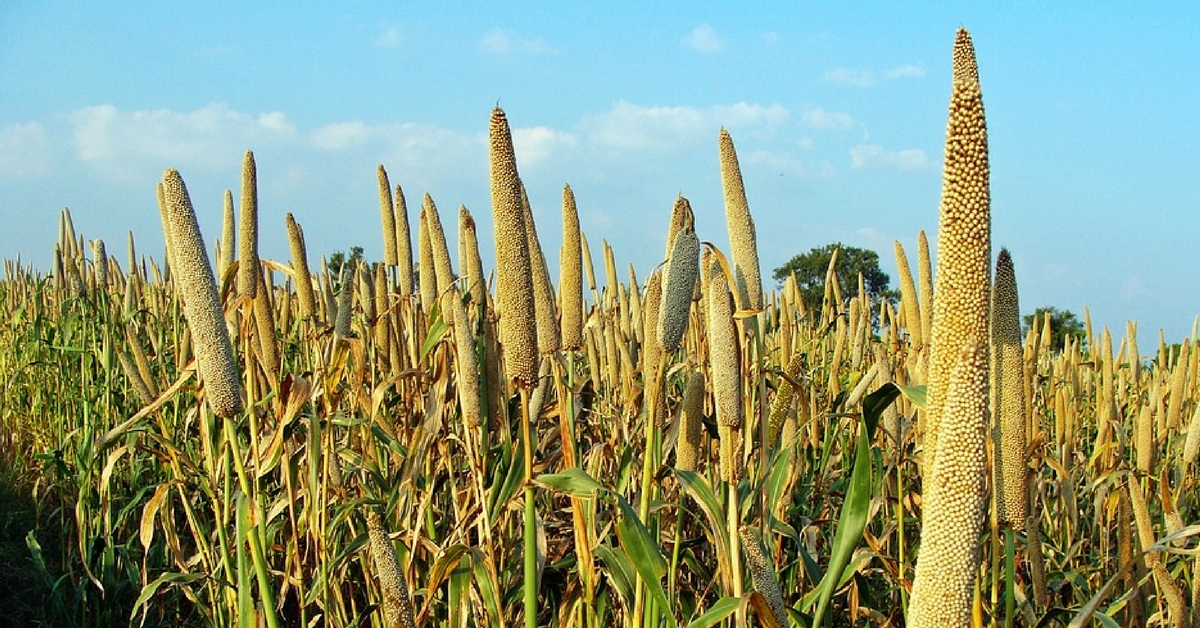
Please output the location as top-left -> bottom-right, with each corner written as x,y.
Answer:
658,224 -> 699,353
991,247 -> 1026,530
238,149 -> 260,299
923,25 -> 992,479
718,128 -> 763,311
559,183 -> 584,351
161,169 -> 243,419
488,107 -> 539,388
908,341 -> 989,627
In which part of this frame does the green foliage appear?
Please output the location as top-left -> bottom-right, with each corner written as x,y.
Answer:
772,242 -> 899,313
1023,306 -> 1086,352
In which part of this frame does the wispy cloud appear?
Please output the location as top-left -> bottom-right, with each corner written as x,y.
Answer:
68,104 -> 298,179
685,25 -> 723,53
0,122 -> 50,178
800,107 -> 855,131
825,64 -> 925,87
479,28 -> 554,55
849,143 -> 933,171
824,68 -> 873,88
512,126 -> 579,169
885,64 -> 925,79
374,27 -> 400,48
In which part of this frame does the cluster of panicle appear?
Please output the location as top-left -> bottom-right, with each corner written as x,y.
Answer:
738,526 -> 787,628
285,213 -> 317,323
718,129 -> 763,312
707,259 -> 743,484
658,222 -> 699,354
160,169 -> 243,419
559,184 -> 583,351
922,26 -> 993,480
238,150 -> 259,299
520,183 -> 560,355
394,183 -> 414,296
991,248 -> 1026,530
909,27 -> 993,628
908,342 -> 989,626
488,107 -> 539,389
459,206 -> 488,309
378,165 -> 399,267
365,511 -> 417,628
675,370 -> 706,472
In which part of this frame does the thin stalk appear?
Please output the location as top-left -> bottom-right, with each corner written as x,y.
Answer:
521,385 -> 538,628
1004,527 -> 1015,628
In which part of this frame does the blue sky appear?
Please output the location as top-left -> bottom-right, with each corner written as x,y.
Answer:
2,2 -> 1198,345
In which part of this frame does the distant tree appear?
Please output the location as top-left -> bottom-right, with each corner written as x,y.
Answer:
327,246 -> 364,290
1023,306 -> 1086,352
772,242 -> 898,314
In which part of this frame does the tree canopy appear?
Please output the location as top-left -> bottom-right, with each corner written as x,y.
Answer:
1023,306 -> 1087,352
772,243 -> 898,313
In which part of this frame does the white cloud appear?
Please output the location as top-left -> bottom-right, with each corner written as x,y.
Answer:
685,25 -> 723,53
800,107 -> 855,131
1122,275 -> 1146,301
0,122 -> 50,178
311,122 -> 372,150
885,64 -> 925,79
479,28 -> 553,55
849,143 -> 933,171
375,27 -> 400,48
713,102 -> 788,128
69,103 -> 298,177
824,68 -> 873,88
512,126 -> 579,168
743,149 -> 833,180
585,101 -> 708,151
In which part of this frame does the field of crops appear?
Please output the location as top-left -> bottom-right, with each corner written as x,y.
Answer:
1,28 -> 1198,628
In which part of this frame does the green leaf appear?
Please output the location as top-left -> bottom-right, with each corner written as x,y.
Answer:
685,596 -> 740,628
594,544 -> 636,610
612,494 -> 677,628
420,304 -> 448,361
132,571 -> 207,622
898,384 -> 927,409
535,467 -> 603,497
861,383 -> 900,438
469,548 -> 503,627
809,383 -> 898,626
674,469 -> 730,560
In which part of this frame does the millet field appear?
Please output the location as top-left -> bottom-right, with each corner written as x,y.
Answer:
1,28 -> 1198,628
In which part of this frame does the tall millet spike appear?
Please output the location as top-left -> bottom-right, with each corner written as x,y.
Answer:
739,526 -> 787,628
378,165 -> 399,267
520,181 -> 561,355
285,213 -> 317,323
707,258 -> 743,483
365,511 -> 417,628
238,150 -> 260,299
718,128 -> 763,311
423,192 -> 456,295
658,222 -> 699,353
394,183 -> 414,295
489,107 -> 539,388
991,248 -> 1026,531
417,207 -> 437,312
459,206 -> 487,309
161,169 -> 243,418
675,370 -> 706,471
908,342 -> 990,627
219,189 -> 235,282
894,240 -> 923,352
560,184 -> 583,351
917,229 -> 934,351
922,26 -> 992,481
